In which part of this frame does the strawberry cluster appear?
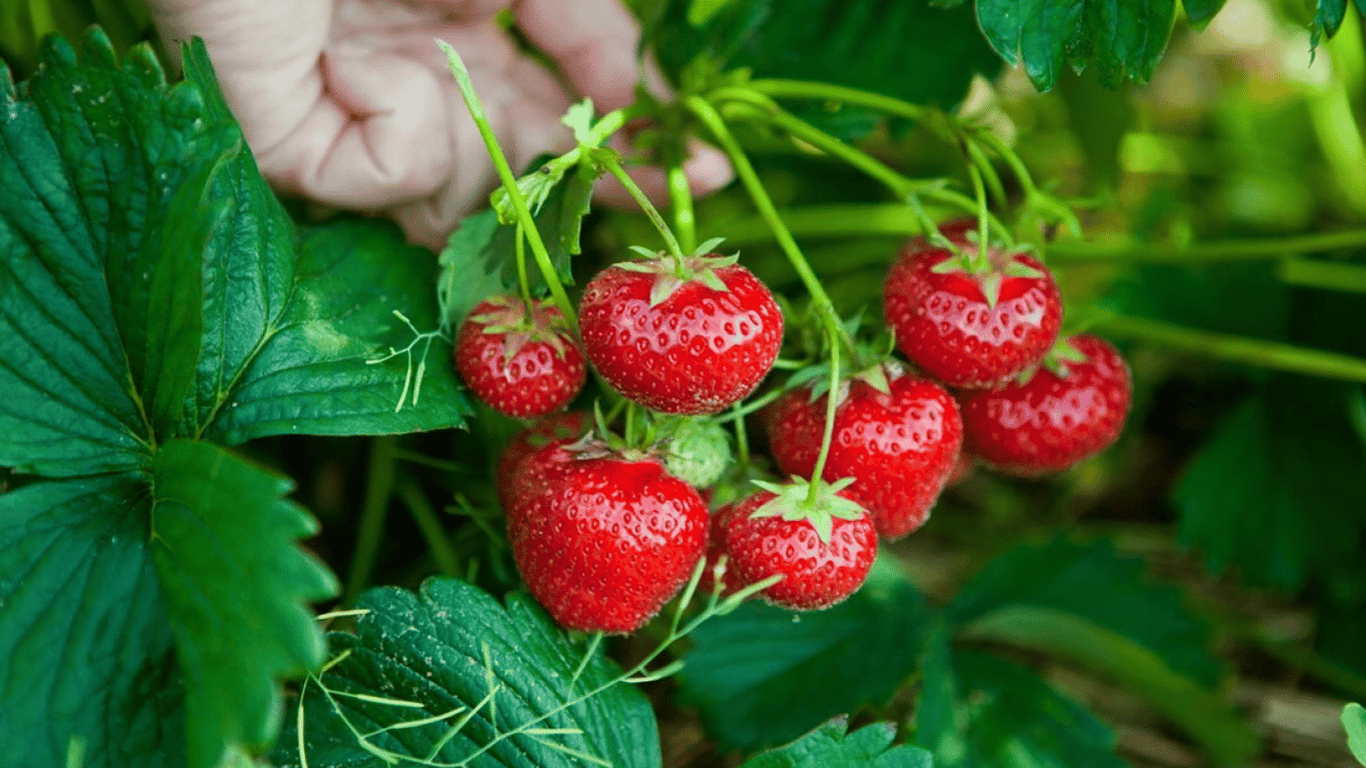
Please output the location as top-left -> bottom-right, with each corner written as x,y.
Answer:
881,220 -> 1133,482
458,227 -> 1132,636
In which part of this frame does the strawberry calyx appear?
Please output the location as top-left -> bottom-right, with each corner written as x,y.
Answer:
1012,335 -> 1091,385
470,295 -> 575,363
747,476 -> 868,545
786,333 -> 903,406
615,237 -> 738,306
927,241 -> 1045,309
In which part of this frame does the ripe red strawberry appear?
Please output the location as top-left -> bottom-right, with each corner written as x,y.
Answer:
455,296 -> 586,419
495,410 -> 591,511
767,362 -> 962,540
578,252 -> 783,414
697,502 -> 743,599
507,442 -> 709,633
882,227 -> 1062,388
714,479 -> 877,610
959,334 -> 1132,477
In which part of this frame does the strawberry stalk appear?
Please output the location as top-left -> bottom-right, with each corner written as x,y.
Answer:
966,162 -> 992,271
708,87 -> 996,234
805,330 -> 841,505
731,401 -> 751,468
684,95 -> 856,355
596,151 -> 687,264
1099,314 -> 1366,384
666,162 -> 698,253
439,41 -> 578,327
514,224 -> 534,313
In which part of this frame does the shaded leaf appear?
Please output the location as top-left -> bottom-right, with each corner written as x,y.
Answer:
206,219 -> 472,443
651,0 -> 1000,139
276,578 -> 660,768
0,475 -> 185,768
923,650 -> 1130,768
438,167 -> 588,328
949,537 -> 1221,685
739,719 -> 933,768
678,581 -> 935,751
150,440 -> 338,768
1175,378 -> 1366,594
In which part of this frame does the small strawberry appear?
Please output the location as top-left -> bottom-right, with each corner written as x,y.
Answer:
882,224 -> 1062,388
662,417 -> 732,488
507,439 -> 709,633
455,296 -> 586,419
495,410 -> 591,511
714,478 -> 877,611
768,361 -> 962,540
578,250 -> 783,414
959,334 -> 1132,477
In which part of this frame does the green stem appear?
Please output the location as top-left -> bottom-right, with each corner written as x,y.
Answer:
515,225 -> 533,311
667,163 -> 698,254
806,331 -> 841,504
963,137 -> 1008,212
1277,257 -> 1366,294
345,436 -> 397,605
731,402 -> 751,468
711,90 -> 922,198
967,163 -> 992,268
1100,315 -> 1366,383
439,42 -> 577,326
1049,229 -> 1366,262
684,95 -> 855,352
746,78 -> 934,127
599,152 -> 686,260
395,477 -> 461,577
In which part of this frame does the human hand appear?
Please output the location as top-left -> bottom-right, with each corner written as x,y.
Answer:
146,0 -> 733,249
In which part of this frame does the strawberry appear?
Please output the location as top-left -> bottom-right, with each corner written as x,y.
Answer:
578,251 -> 783,414
713,479 -> 877,610
767,362 -> 962,540
959,334 -> 1132,477
506,440 -> 709,633
455,296 -> 586,419
882,226 -> 1062,388
495,410 -> 591,511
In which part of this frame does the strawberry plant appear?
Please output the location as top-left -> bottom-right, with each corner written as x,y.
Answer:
6,0 -> 1366,767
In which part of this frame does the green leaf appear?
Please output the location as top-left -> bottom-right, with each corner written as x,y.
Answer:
206,218 -> 472,444
438,167 -> 589,328
739,719 -> 933,768
0,31 -> 196,476
949,537 -> 1221,685
150,439 -> 338,768
651,0 -> 1000,139
1182,0 -> 1230,30
924,650 -> 1130,768
959,607 -> 1258,765
1175,378 -> 1366,593
976,0 -> 1176,90
1343,703 -> 1366,766
275,577 -> 661,768
1312,0 -> 1348,50
0,474 -> 185,768
677,581 -> 936,751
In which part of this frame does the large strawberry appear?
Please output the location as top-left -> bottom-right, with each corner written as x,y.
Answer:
768,362 -> 962,540
455,296 -> 586,419
959,334 -> 1132,477
578,251 -> 783,414
507,441 -> 709,633
714,479 -> 877,610
882,224 -> 1062,388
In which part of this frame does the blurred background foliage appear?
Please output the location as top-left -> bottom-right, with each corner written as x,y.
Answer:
6,0 -> 1366,765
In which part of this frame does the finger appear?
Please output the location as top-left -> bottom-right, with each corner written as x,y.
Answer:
512,0 -> 644,113
593,137 -> 734,209
145,0 -> 331,153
